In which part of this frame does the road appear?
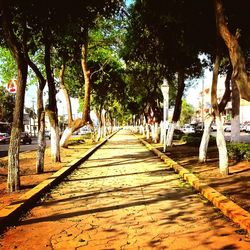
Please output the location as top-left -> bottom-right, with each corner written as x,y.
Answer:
1,132 -> 249,158
0,138 -> 50,158
211,131 -> 250,143
0,130 -> 249,249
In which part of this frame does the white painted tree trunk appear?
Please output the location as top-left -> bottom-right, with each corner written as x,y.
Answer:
166,122 -> 176,147
142,125 -> 145,136
231,115 -> 240,142
199,115 -> 214,162
160,121 -> 164,144
60,127 -> 73,147
155,122 -> 159,143
50,125 -> 61,162
146,124 -> 150,139
151,125 -> 155,142
96,126 -> 101,141
139,125 -> 143,134
215,116 -> 229,175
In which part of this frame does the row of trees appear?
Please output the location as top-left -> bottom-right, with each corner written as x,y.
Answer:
124,0 -> 250,175
1,0 -> 250,192
0,0 -> 125,192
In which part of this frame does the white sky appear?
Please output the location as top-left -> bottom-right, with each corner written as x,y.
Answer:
25,85 -> 80,117
186,69 -> 226,108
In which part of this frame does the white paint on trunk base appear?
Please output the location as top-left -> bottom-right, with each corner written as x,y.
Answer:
50,126 -> 60,162
160,121 -> 164,144
199,115 -> 214,162
60,127 -> 73,147
146,124 -> 150,139
166,122 -> 176,147
215,116 -> 229,175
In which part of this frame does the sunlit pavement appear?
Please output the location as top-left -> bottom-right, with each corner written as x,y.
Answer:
0,130 -> 249,249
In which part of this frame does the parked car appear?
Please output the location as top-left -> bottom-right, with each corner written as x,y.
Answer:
224,122 -> 231,132
79,125 -> 91,135
246,123 -> 250,133
194,123 -> 204,132
20,132 -> 32,144
211,123 -> 217,131
0,133 -> 10,144
181,124 -> 195,134
45,130 -> 51,139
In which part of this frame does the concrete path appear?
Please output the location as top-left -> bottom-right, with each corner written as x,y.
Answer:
0,130 -> 249,249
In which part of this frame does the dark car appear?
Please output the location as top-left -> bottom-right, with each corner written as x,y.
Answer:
20,132 -> 32,144
0,133 -> 10,144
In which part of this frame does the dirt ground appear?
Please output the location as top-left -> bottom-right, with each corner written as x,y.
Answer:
0,139 -> 95,210
0,137 -> 249,218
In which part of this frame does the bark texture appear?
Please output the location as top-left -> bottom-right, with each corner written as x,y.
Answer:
60,37 -> 91,147
199,115 -> 214,162
231,79 -> 240,142
166,69 -> 185,147
210,52 -> 228,174
44,33 -> 61,162
215,0 -> 250,101
2,1 -> 28,191
27,55 -> 47,173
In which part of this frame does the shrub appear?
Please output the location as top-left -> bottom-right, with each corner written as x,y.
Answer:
227,143 -> 250,162
173,129 -> 185,140
181,133 -> 216,146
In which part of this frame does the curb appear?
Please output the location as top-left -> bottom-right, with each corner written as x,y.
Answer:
0,130 -> 119,234
135,134 -> 250,234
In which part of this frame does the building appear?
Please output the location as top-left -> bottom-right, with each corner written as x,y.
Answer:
195,86 -> 250,124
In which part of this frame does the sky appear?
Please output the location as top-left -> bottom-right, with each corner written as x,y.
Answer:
185,69 -> 226,108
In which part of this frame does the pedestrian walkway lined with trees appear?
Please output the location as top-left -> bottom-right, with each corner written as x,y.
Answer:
0,0 -> 250,245
0,130 -> 249,249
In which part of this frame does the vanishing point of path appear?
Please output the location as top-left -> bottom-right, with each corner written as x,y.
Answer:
0,130 -> 249,250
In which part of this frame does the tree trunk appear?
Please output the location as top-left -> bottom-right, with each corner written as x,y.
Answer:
199,65 -> 232,162
231,79 -> 240,142
216,116 -> 229,175
59,64 -> 73,124
26,54 -> 47,173
36,110 -> 46,173
166,122 -> 176,147
146,124 -> 150,139
215,0 -> 250,101
199,115 -> 214,162
211,51 -> 229,174
166,69 -> 185,146
36,85 -> 46,173
60,35 -> 91,147
2,2 -> 28,191
44,34 -> 60,162
8,60 -> 28,191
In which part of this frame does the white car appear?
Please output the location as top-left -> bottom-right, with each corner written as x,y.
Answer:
181,124 -> 195,134
79,125 -> 91,135
246,124 -> 250,133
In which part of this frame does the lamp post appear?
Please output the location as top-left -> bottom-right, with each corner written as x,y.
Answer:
161,78 -> 169,152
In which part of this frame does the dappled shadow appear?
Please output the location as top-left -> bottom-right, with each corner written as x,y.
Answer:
1,130 -> 249,249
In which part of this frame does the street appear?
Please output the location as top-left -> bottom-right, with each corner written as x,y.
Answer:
0,138 -> 50,158
212,131 -> 250,143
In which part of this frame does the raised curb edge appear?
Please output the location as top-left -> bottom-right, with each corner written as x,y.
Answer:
135,134 -> 250,234
0,130 -> 119,234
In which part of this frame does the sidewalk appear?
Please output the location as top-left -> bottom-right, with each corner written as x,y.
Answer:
0,130 -> 249,249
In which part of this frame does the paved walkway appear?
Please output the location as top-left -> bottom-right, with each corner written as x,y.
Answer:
0,130 -> 249,249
